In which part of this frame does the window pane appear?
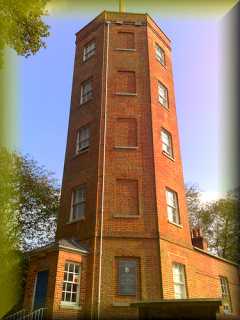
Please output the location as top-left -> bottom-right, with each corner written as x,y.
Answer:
62,262 -> 80,304
83,41 -> 96,61
172,263 -> 187,299
158,82 -> 168,107
167,206 -> 175,223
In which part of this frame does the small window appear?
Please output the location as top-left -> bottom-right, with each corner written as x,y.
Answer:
158,81 -> 168,108
62,262 -> 81,304
76,126 -> 90,154
83,41 -> 96,61
161,129 -> 173,157
172,263 -> 187,299
70,186 -> 86,221
118,258 -> 138,296
220,277 -> 232,313
166,189 -> 180,225
80,79 -> 93,105
155,44 -> 165,65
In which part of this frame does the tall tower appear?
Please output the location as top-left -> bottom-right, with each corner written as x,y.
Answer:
22,10 -> 240,320
56,10 -> 192,318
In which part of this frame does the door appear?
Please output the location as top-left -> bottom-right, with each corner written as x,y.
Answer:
33,270 -> 49,310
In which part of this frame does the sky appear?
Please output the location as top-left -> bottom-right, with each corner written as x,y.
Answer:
18,12 -> 223,201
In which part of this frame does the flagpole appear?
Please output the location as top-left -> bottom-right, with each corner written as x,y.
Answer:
119,0 -> 125,12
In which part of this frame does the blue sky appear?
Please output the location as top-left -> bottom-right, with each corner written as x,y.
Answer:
19,13 -> 221,199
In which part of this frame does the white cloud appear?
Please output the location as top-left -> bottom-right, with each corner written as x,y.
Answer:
200,191 -> 225,203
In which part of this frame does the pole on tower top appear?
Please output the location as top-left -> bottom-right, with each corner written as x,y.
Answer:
119,0 -> 126,12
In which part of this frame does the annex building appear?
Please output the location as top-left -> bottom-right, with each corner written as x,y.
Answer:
21,11 -> 240,320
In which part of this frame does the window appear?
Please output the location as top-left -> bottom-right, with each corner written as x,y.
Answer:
76,126 -> 90,154
70,186 -> 86,221
62,262 -> 80,304
220,277 -> 232,313
83,41 -> 96,61
158,81 -> 168,108
80,79 -> 93,104
166,189 -> 180,225
161,129 -> 173,157
172,263 -> 187,299
156,44 -> 165,65
118,258 -> 138,296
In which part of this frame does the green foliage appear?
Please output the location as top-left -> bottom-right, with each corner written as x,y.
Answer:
17,152 -> 59,251
0,0 -> 50,66
0,149 -> 22,317
185,184 -> 240,264
0,148 -> 59,316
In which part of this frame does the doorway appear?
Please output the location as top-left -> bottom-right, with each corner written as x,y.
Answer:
33,270 -> 49,310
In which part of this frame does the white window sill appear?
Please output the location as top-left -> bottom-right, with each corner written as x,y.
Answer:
156,57 -> 167,69
66,217 -> 85,225
115,92 -> 137,96
74,148 -> 89,156
79,97 -> 93,106
162,151 -> 175,161
114,146 -> 138,150
115,48 -> 136,52
168,220 -> 183,228
158,101 -> 169,110
60,302 -> 82,310
112,302 -> 130,307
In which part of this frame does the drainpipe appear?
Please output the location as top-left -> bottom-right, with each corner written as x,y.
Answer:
97,20 -> 110,320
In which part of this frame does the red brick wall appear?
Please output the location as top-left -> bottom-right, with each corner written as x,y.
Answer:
160,239 -> 240,314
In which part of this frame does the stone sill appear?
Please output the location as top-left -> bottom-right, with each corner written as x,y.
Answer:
115,92 -> 137,97
114,146 -> 138,150
113,214 -> 140,219
66,217 -> 85,225
60,303 -> 82,310
168,220 -> 183,229
162,151 -> 175,162
72,148 -> 89,159
112,302 -> 130,307
115,48 -> 136,52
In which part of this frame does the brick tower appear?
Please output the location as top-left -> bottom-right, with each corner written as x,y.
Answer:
23,10 -> 240,320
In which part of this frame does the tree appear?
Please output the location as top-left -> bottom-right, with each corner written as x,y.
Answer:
185,183 -> 240,264
0,148 -> 60,316
0,0 -> 50,66
185,183 -> 202,227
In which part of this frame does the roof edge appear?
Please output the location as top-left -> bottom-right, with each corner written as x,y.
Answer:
193,246 -> 239,267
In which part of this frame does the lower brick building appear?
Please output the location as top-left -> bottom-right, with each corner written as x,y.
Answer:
22,10 -> 240,320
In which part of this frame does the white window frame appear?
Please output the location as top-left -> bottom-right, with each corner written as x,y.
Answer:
70,186 -> 86,222
80,79 -> 93,105
76,126 -> 90,154
61,262 -> 81,306
172,263 -> 187,299
161,129 -> 173,158
156,43 -> 165,66
83,41 -> 96,61
166,188 -> 180,225
158,81 -> 168,108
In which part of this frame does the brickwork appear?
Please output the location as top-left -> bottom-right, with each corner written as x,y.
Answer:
23,11 -> 240,320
